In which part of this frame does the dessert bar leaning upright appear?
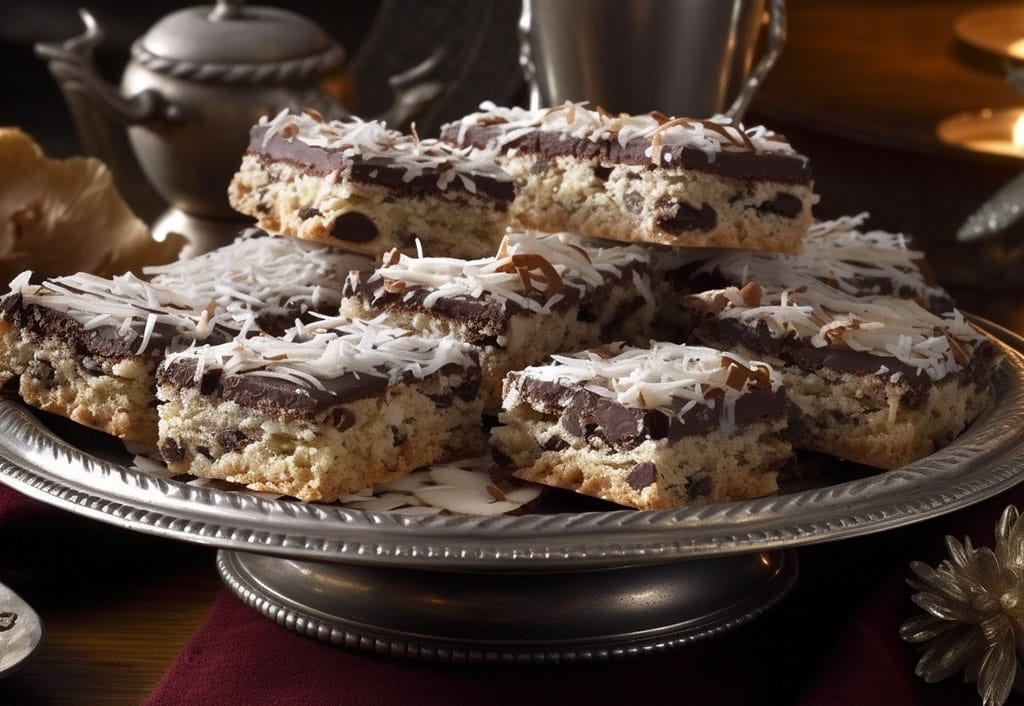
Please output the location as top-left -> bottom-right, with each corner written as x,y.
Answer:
441,102 -> 817,253
490,342 -> 792,510
229,109 -> 515,259
156,317 -> 485,502
341,231 -> 657,412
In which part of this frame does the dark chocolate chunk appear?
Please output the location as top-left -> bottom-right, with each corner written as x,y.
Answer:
326,406 -> 355,431
687,472 -> 713,499
593,165 -> 612,181
216,429 -> 248,453
657,203 -> 717,234
491,446 -> 515,470
391,425 -> 408,446
196,446 -> 214,461
330,211 -> 379,243
0,612 -> 16,631
624,191 -> 645,215
26,359 -> 55,386
199,369 -> 220,396
755,192 -> 803,218
298,205 -> 321,219
543,435 -> 569,451
160,437 -> 186,463
626,462 -> 657,489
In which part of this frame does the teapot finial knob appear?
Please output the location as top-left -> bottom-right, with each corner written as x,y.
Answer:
210,0 -> 245,21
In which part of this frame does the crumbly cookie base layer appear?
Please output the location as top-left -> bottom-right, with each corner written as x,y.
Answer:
340,289 -> 653,414
0,321 -> 159,445
490,402 -> 790,510
500,154 -> 814,253
157,379 -> 486,502
730,344 -> 994,469
229,154 -> 510,259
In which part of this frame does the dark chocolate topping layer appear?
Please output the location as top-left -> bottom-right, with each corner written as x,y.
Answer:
511,376 -> 787,450
440,124 -> 812,184
681,307 -> 990,403
159,358 -> 391,418
343,272 -> 596,345
249,126 -> 515,203
0,293 -> 200,357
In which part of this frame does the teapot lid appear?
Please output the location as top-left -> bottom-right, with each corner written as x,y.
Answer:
132,0 -> 345,82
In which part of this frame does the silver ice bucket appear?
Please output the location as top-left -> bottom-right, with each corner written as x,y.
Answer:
519,0 -> 786,121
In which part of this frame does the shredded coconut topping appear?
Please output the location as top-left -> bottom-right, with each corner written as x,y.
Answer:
351,231 -> 654,315
163,315 -> 476,388
509,341 -> 780,431
447,101 -> 802,165
144,229 -> 371,332
689,278 -> 985,381
7,230 -> 370,354
695,213 -> 950,307
14,270 -> 219,355
258,109 -> 511,189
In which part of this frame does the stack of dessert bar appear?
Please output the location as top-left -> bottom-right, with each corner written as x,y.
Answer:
0,103 -> 996,511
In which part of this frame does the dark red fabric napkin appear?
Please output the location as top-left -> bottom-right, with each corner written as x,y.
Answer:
144,483 -> 1024,706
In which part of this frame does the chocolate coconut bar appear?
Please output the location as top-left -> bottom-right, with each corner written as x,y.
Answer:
688,213 -> 954,312
340,231 -> 657,412
156,317 -> 484,502
489,342 -> 792,510
440,102 -> 816,253
0,230 -> 370,444
229,109 -> 515,259
680,279 -> 995,469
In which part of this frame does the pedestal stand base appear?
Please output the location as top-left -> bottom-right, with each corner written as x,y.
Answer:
217,549 -> 798,663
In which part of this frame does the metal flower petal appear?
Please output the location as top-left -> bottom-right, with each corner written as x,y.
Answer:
902,505 -> 1024,706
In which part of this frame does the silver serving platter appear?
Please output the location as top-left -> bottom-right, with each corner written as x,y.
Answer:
1,317 -> 1023,661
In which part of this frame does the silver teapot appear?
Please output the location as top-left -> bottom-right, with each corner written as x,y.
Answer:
36,0 -> 442,253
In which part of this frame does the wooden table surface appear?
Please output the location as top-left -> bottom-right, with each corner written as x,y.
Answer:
5,1 -> 1024,703
0,524 -> 222,704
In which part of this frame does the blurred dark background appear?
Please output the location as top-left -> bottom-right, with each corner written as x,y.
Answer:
8,0 -> 1024,318
0,0 -> 525,157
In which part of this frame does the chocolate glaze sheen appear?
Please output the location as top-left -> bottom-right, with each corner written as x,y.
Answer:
439,124 -> 812,184
1,293 -> 196,357
250,126 -> 515,203
514,377 -> 786,450
160,359 -> 391,418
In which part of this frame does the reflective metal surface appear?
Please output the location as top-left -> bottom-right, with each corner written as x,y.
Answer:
0,318 -> 1023,657
0,581 -> 42,678
217,549 -> 797,662
520,0 -> 786,121
1,318 -> 1023,570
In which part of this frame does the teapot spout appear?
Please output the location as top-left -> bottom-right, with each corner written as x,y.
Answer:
34,9 -> 169,221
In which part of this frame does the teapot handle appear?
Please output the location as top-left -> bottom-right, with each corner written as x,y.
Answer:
34,10 -> 181,127
34,9 -> 172,221
376,47 -> 446,130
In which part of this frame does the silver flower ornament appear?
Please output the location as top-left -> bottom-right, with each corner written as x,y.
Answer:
901,505 -> 1024,706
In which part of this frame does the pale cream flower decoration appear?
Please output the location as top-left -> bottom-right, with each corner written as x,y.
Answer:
901,505 -> 1024,706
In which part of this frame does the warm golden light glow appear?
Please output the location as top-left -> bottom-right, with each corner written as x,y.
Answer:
1013,114 -> 1024,150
